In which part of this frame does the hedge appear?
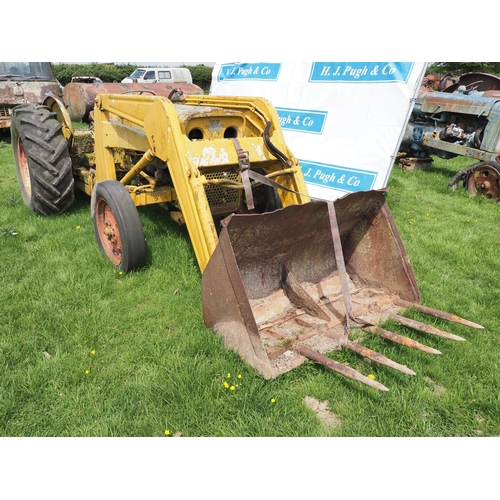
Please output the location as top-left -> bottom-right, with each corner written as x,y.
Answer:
52,63 -> 214,92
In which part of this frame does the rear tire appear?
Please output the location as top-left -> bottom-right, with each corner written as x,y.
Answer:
91,181 -> 146,272
10,103 -> 75,215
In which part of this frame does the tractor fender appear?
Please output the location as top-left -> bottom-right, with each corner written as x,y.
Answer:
43,94 -> 74,148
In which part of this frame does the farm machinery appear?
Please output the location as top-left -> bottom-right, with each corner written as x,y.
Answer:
399,72 -> 500,203
9,86 -> 482,391
0,62 -> 61,130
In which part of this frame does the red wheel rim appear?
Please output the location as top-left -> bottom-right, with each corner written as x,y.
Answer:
467,166 -> 500,200
95,198 -> 122,265
16,136 -> 31,197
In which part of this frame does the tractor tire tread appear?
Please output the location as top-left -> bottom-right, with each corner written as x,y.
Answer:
11,103 -> 75,215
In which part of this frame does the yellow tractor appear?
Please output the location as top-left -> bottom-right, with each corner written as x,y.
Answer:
10,88 -> 482,391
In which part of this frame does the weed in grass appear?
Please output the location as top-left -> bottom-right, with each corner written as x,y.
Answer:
0,224 -> 18,236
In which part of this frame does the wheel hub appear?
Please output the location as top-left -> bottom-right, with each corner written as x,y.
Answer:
96,200 -> 122,265
467,166 -> 500,201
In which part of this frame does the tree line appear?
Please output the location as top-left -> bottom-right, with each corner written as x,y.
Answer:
52,63 -> 500,91
426,62 -> 500,76
52,63 -> 215,92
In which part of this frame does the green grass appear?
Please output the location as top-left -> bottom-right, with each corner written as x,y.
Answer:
1,132 -> 500,437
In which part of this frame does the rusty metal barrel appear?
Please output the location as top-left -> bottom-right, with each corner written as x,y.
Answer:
62,82 -> 204,122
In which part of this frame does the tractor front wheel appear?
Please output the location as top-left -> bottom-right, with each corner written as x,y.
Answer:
465,161 -> 500,202
91,181 -> 146,272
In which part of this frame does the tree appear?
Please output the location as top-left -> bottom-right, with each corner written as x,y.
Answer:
427,62 -> 500,76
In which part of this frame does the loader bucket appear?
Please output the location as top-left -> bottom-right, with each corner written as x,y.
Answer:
202,189 -> 482,389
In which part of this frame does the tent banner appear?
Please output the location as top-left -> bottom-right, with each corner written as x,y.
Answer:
210,62 -> 427,200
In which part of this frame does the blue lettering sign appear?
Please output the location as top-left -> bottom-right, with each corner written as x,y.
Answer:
218,63 -> 281,81
301,160 -> 377,193
309,62 -> 414,83
276,107 -> 327,134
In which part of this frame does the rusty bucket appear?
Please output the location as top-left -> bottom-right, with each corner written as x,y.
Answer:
201,190 -> 482,390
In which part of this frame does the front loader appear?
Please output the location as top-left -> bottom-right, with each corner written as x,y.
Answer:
10,88 -> 483,391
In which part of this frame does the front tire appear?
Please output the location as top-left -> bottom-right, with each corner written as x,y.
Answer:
466,161 -> 500,202
10,103 -> 75,215
91,181 -> 146,272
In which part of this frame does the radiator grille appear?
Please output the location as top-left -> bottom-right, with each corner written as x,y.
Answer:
204,171 -> 241,216
0,106 -> 11,118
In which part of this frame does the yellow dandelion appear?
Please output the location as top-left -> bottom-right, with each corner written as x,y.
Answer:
230,386 -> 235,391
223,381 -> 229,388
76,225 -> 81,229
164,430 -> 170,436
119,271 -> 123,275
368,374 -> 375,380
270,398 -> 276,403
90,349 -> 96,355
85,369 -> 90,375
237,374 -> 242,379
227,373 -> 231,378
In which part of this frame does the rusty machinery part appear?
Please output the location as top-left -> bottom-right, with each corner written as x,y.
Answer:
448,161 -> 500,203
91,181 -> 146,272
167,88 -> 186,103
0,62 -> 62,129
401,77 -> 500,203
43,94 -> 75,147
466,162 -> 500,201
62,82 -> 203,122
464,161 -> 500,203
442,72 -> 500,94
10,104 -> 75,215
202,191 -> 484,390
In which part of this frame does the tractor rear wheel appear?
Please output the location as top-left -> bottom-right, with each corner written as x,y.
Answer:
10,103 -> 75,215
91,180 -> 146,272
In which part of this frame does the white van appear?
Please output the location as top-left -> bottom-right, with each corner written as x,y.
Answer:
121,67 -> 192,84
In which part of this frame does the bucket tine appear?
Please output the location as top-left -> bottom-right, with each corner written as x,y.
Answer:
393,298 -> 484,329
393,315 -> 466,341
296,345 -> 389,391
295,345 -> 389,391
364,325 -> 442,354
345,341 -> 416,375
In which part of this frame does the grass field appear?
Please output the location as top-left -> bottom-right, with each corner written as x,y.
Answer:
1,130 -> 499,439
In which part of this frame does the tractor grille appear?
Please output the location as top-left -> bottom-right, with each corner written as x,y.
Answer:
204,171 -> 241,216
0,106 -> 10,118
